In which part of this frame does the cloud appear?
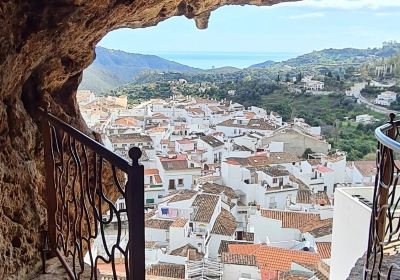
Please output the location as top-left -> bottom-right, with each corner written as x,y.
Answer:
287,12 -> 325,19
274,0 -> 400,10
374,12 -> 400,16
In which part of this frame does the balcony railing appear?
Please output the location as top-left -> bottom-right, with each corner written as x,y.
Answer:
38,106 -> 145,280
365,113 -> 400,279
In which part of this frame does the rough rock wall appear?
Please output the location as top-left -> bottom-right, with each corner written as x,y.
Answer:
0,0 -> 296,278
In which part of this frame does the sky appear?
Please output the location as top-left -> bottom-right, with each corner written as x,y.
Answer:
98,0 -> 400,68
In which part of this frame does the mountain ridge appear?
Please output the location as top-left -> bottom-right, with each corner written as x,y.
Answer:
79,46 -> 200,93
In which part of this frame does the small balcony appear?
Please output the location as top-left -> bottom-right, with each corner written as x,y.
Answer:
38,107 -> 145,279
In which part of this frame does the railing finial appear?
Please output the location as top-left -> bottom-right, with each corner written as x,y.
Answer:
389,112 -> 396,123
128,147 -> 142,166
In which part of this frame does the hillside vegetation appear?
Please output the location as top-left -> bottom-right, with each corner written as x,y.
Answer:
79,47 -> 199,93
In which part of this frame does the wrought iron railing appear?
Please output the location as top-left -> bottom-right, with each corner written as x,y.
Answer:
365,113 -> 400,279
38,106 -> 145,280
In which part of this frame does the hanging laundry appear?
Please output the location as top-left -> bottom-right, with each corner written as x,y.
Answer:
168,208 -> 178,218
161,208 -> 169,215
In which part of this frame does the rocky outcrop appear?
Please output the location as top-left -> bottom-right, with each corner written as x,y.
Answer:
0,0 -> 296,279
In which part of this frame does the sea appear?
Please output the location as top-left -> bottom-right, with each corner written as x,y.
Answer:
156,51 -> 302,70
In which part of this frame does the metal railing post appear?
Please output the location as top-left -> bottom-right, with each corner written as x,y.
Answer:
377,113 -> 396,242
40,104 -> 57,251
127,147 -> 145,280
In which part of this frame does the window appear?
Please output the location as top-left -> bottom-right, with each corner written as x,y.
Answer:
178,178 -> 184,185
214,154 -> 218,163
273,178 -> 277,184
194,143 -> 197,150
324,186 -> 328,192
146,198 -> 155,204
149,176 -> 153,184
169,179 -> 175,190
119,202 -> 125,210
190,163 -> 194,168
234,129 -> 237,134
158,194 -> 163,199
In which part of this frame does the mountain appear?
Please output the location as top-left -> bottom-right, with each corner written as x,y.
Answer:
249,42 -> 400,68
79,47 -> 200,94
248,60 -> 276,68
204,66 -> 242,73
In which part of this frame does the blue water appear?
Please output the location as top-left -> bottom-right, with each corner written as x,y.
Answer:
156,51 -> 301,69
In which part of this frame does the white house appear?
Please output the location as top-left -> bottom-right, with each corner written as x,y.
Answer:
347,161 -> 376,185
216,118 -> 278,138
144,168 -> 165,207
197,135 -> 225,165
302,76 -> 325,91
175,138 -> 196,153
330,187 -> 373,279
156,154 -> 202,191
374,91 -> 397,106
355,114 -> 375,124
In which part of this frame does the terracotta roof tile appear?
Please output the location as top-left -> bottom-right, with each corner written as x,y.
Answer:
200,135 -> 224,148
145,219 -> 173,230
228,244 -> 321,272
296,190 -> 331,206
211,209 -> 237,236
191,194 -> 219,223
301,219 -> 333,238
144,169 -> 159,175
201,182 -> 238,201
170,218 -> 188,228
108,133 -> 152,144
261,209 -> 320,229
316,242 -> 331,259
221,252 -> 257,266
218,240 -> 253,255
146,264 -> 185,279
170,244 -> 203,260
354,161 -> 376,177
168,190 -> 197,203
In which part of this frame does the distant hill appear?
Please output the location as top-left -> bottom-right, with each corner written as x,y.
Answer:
204,66 -> 241,74
79,47 -> 200,94
248,60 -> 276,68
249,42 -> 400,68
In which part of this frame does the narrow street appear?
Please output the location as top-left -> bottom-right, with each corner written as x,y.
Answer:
349,82 -> 398,115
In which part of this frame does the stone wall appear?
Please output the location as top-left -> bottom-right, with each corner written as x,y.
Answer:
0,0 -> 296,278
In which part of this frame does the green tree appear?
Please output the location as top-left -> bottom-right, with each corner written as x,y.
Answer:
302,148 -> 314,159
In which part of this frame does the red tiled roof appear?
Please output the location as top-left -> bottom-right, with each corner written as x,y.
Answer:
191,194 -> 219,223
353,161 -> 376,177
145,219 -> 173,230
170,218 -> 188,228
168,190 -> 197,203
144,169 -> 159,175
316,242 -> 331,259
211,209 -> 237,236
146,264 -> 185,279
261,209 -> 320,229
221,252 -> 257,266
114,117 -> 138,126
159,154 -> 187,161
176,138 -> 195,144
316,165 -> 334,173
228,244 -> 321,272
